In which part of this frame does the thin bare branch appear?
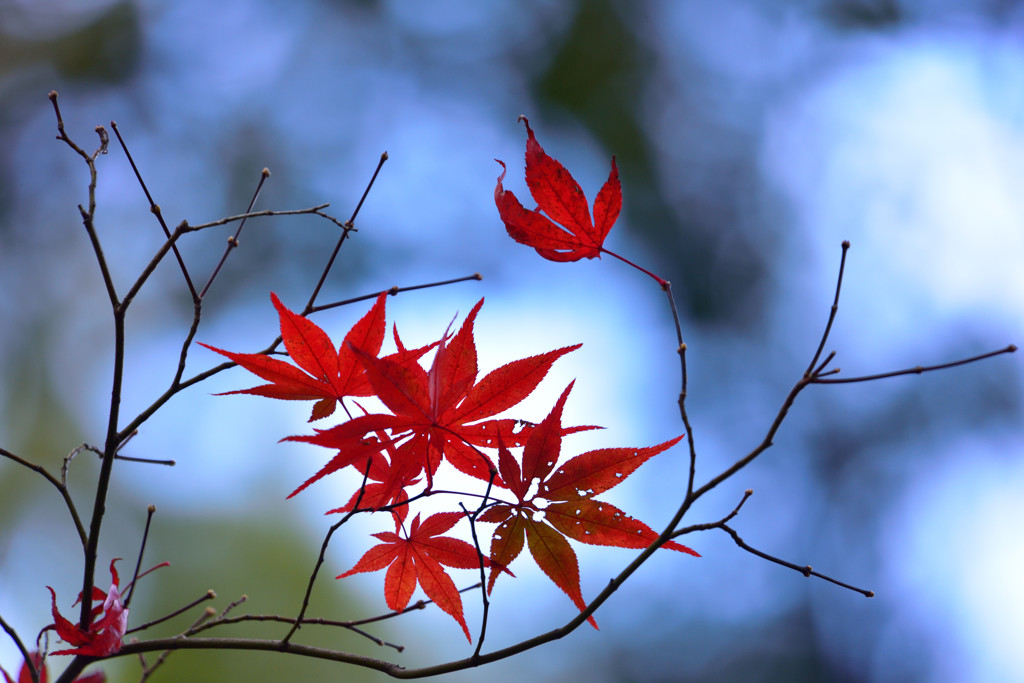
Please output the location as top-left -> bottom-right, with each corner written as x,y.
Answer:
813,344 -> 1017,384
0,447 -> 86,547
124,506 -> 157,608
719,523 -> 874,597
110,121 -> 198,300
0,614 -> 37,683
309,273 -> 483,315
305,151 -> 388,312
199,168 -> 271,299
805,241 -> 850,376
281,459 -> 374,645
127,590 -> 217,635
180,205 -> 332,232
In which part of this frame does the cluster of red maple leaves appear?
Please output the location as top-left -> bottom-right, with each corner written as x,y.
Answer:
28,118 -> 697,670
199,119 -> 698,640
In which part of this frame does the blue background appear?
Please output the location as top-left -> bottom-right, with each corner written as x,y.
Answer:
1,2 -> 1022,681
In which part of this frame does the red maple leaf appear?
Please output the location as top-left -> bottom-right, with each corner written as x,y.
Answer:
479,384 -> 698,627
199,291 -> 389,421
337,512 -> 495,642
286,298 -> 580,492
495,116 -> 621,262
319,435 -> 418,518
46,559 -> 128,657
1,651 -> 105,683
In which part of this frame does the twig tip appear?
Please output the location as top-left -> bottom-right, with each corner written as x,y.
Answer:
262,167 -> 271,178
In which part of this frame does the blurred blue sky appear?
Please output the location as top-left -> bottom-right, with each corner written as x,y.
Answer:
1,1 -> 1022,681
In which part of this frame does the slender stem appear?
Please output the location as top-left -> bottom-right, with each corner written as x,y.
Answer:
80,306 -> 126,628
110,121 -> 198,300
805,241 -> 850,377
0,614 -> 37,683
181,205 -> 331,232
199,168 -> 271,299
305,152 -> 388,312
281,460 -> 374,644
125,506 -> 157,608
718,524 -> 874,597
127,590 -> 217,635
0,447 -> 87,546
600,247 -> 669,288
813,344 -> 1017,384
310,274 -> 483,315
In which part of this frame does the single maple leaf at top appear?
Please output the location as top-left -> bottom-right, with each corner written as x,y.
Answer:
495,116 -> 621,262
337,511 -> 496,642
479,383 -> 697,628
199,291 -> 389,421
287,297 -> 581,490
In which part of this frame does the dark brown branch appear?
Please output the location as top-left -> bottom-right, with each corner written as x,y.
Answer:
304,151 -> 388,312
812,344 -> 1017,384
124,506 -> 157,608
110,120 -> 198,300
281,459 -> 374,645
805,240 -> 850,377
718,523 -> 874,597
180,205 -> 332,232
0,447 -> 87,546
0,613 -> 37,683
199,168 -> 271,299
127,590 -> 217,635
309,273 -> 483,315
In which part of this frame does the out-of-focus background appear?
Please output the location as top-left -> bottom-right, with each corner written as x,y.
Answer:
1,1 -> 1022,681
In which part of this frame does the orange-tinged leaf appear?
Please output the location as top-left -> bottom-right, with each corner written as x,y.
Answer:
545,499 -> 699,556
479,387 -> 696,618
486,508 -> 527,593
524,516 -> 597,628
409,551 -> 472,641
540,435 -> 685,501
497,437 -> 527,501
383,547 -> 417,611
